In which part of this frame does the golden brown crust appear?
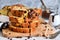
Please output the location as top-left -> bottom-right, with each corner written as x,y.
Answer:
9,25 -> 30,33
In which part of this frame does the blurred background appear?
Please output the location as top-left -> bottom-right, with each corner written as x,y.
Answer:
0,0 -> 60,14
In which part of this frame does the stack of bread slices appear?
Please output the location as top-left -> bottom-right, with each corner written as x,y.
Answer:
2,4 -> 55,38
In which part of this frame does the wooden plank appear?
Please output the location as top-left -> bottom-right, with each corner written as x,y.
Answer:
2,29 -> 30,38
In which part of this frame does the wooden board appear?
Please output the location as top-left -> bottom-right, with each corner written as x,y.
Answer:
2,29 -> 30,38
2,24 -> 55,38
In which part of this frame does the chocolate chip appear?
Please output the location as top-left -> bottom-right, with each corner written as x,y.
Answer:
45,26 -> 47,28
23,31 -> 26,33
36,22 -> 38,26
10,38 -> 12,40
24,17 -> 26,19
28,26 -> 30,28
20,37 -> 22,38
48,29 -> 49,30
8,37 -> 10,39
36,26 -> 38,27
41,22 -> 47,25
42,34 -> 45,37
18,25 -> 22,28
0,13 -> 1,15
27,36 -> 31,39
24,11 -> 27,13
9,33 -> 11,35
25,39 -> 27,40
24,21 -> 26,23
14,18 -> 16,19
29,29 -> 31,33
19,10 -> 20,12
14,11 -> 16,13
28,21 -> 31,24
16,37 -> 22,38
35,13 -> 38,16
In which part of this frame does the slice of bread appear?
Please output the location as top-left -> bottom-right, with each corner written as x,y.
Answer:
9,25 -> 30,33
